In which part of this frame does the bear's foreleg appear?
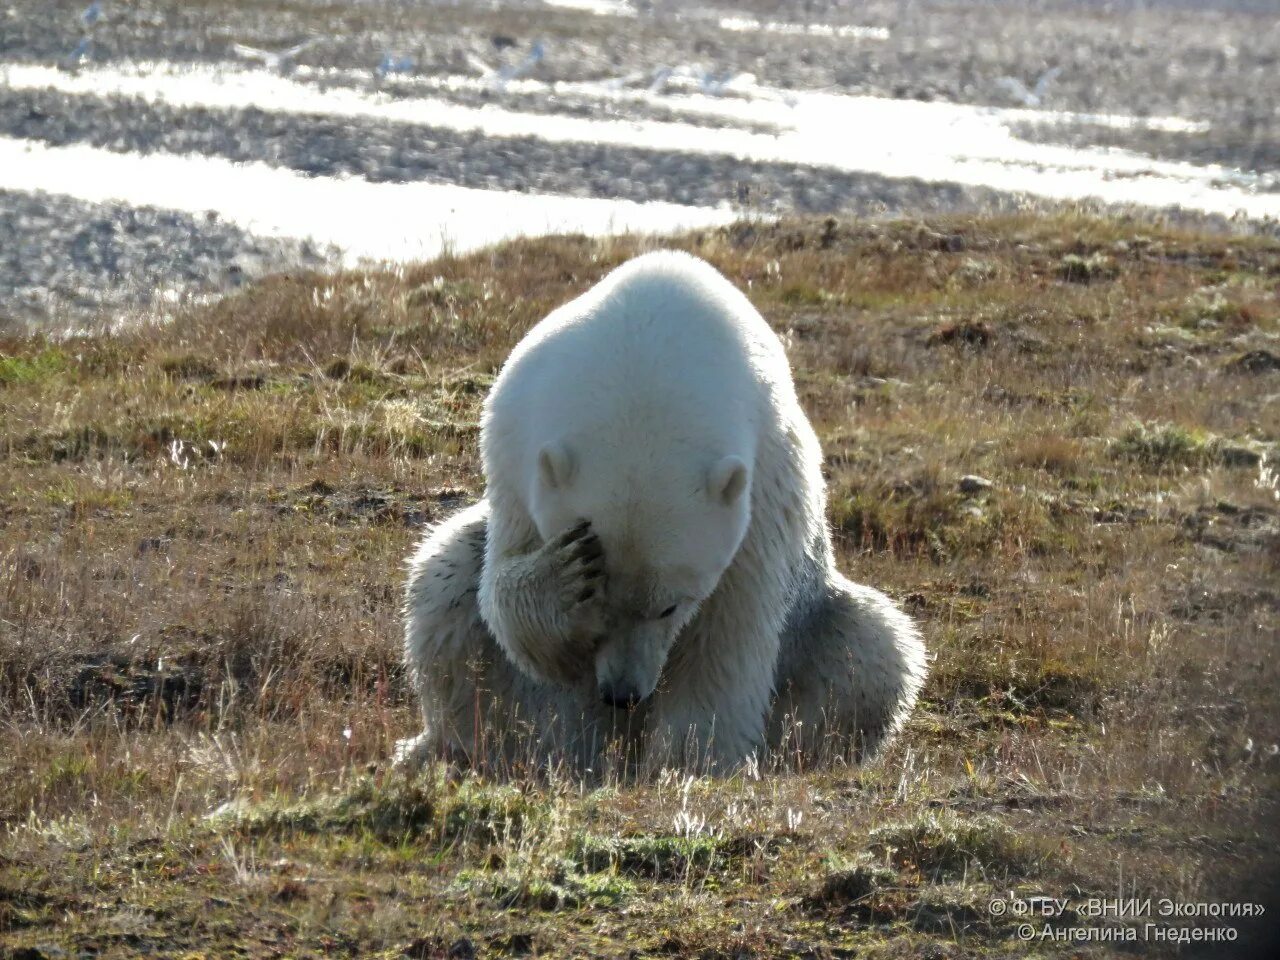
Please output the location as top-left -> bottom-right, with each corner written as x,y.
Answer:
643,653 -> 776,775
478,517 -> 608,686
643,589 -> 782,774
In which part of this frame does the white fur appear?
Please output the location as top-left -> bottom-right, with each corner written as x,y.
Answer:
398,251 -> 927,774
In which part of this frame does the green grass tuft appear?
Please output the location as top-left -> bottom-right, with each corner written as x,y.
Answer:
571,832 -> 733,879
216,774 -> 546,847
1113,422 -> 1218,469
457,860 -> 634,910
215,776 -> 440,841
868,812 -> 1046,880
0,347 -> 69,386
440,778 -> 544,846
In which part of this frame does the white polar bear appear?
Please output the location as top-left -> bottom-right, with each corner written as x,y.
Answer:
398,251 -> 926,774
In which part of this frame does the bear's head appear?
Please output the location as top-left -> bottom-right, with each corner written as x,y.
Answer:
531,437 -> 752,709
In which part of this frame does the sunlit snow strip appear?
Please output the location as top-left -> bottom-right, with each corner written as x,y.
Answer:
719,16 -> 890,41
0,137 -> 738,266
543,0 -> 635,15
3,62 -> 1271,220
374,67 -> 1206,136
3,60 -> 1208,147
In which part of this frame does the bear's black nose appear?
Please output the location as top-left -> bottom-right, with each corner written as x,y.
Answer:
599,682 -> 644,710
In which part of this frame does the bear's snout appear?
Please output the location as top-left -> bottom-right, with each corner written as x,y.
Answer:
599,679 -> 647,710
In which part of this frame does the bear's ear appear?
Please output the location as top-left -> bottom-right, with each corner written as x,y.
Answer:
538,441 -> 576,490
708,455 -> 749,506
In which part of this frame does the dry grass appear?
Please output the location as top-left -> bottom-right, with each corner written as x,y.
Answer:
1,214 -> 1279,957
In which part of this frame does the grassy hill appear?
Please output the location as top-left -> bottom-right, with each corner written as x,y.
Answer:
2,214 -> 1278,958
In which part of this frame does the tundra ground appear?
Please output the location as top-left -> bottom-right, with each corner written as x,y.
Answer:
2,214 -> 1279,957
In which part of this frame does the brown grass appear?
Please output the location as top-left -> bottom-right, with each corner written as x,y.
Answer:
1,214 -> 1278,958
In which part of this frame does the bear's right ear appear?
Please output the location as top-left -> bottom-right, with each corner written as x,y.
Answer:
708,455 -> 749,506
538,441 -> 576,490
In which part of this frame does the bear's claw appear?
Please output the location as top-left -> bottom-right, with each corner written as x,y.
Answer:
548,519 -> 608,636
556,519 -> 593,547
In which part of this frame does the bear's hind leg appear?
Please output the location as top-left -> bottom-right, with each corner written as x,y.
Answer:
769,573 -> 927,765
401,500 -> 540,771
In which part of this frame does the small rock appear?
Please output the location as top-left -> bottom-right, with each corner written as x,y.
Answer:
958,475 -> 993,494
448,939 -> 476,960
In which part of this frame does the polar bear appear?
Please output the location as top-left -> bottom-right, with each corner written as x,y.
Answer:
398,251 -> 926,775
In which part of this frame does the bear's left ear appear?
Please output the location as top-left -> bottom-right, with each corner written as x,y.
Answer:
708,456 -> 749,506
